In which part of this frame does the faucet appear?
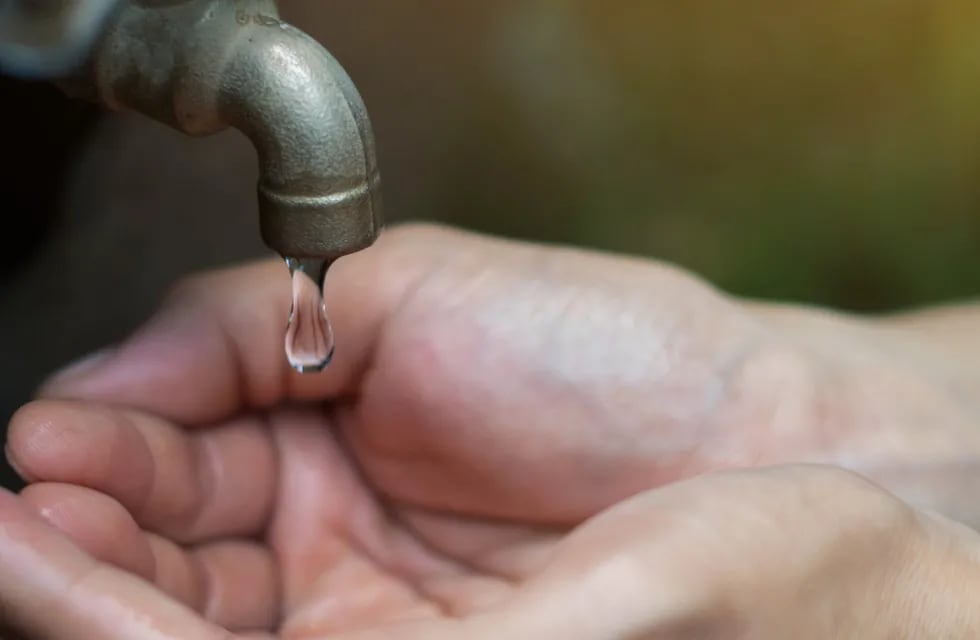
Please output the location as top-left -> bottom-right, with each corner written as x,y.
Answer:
0,0 -> 382,261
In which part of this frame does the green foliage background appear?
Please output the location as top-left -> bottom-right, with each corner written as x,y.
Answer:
403,0 -> 980,311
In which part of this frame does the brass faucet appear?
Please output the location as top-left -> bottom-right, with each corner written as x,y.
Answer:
0,0 -> 382,261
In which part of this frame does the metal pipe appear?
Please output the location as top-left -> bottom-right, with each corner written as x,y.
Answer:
60,0 -> 382,259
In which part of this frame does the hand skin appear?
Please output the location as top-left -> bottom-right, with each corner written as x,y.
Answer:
1,223 -> 979,637
0,463 -> 979,640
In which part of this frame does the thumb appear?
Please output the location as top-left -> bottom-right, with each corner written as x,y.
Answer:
37,224 -> 447,426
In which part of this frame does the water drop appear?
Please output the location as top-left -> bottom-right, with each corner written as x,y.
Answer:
284,257 -> 335,373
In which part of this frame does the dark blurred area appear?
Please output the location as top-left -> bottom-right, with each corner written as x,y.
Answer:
2,0 -> 980,489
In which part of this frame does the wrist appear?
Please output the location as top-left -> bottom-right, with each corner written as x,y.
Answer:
817,322 -> 980,528
740,302 -> 980,526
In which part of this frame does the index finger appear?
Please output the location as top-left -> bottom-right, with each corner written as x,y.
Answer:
37,225 -> 440,426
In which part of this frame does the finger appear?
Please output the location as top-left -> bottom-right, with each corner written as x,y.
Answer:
20,482 -> 280,631
38,224 -> 451,425
150,536 -> 280,632
19,482 -> 155,581
8,399 -> 276,543
0,488 -> 226,640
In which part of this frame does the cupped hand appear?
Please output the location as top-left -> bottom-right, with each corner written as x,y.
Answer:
4,223 -> 980,637
1,460 -> 978,639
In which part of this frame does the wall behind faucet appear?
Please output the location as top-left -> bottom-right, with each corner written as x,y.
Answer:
2,0 -> 980,489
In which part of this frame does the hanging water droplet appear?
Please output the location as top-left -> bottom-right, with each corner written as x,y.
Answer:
284,256 -> 335,373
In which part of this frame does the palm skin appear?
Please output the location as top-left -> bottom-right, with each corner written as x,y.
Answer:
6,224 -> 980,638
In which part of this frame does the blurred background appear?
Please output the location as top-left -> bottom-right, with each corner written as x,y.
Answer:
2,0 -> 980,488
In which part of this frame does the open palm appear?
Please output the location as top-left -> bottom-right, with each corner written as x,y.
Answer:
6,224 -> 975,638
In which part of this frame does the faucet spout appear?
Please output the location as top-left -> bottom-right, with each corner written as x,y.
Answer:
63,0 -> 382,259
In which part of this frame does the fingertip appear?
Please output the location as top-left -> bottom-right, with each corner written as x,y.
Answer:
20,483 -> 156,581
8,401 -> 88,483
6,400 -> 155,502
6,400 -> 71,483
